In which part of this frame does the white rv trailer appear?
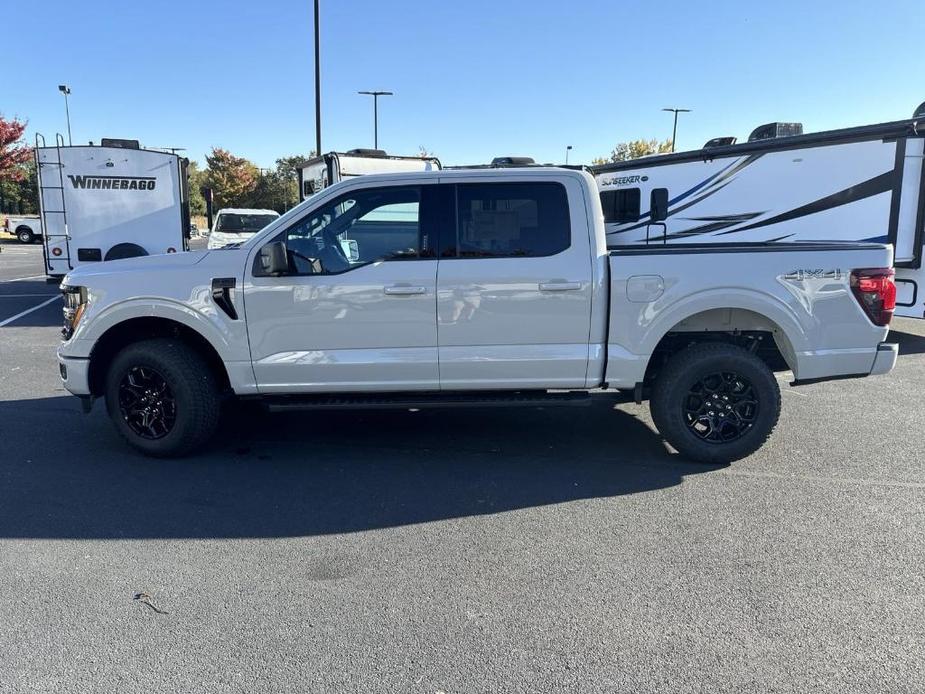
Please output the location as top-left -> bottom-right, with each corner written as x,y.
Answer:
592,103 -> 925,318
297,149 -> 441,201
36,135 -> 191,277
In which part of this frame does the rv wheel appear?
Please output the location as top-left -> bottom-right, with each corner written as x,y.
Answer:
16,227 -> 34,244
104,243 -> 148,261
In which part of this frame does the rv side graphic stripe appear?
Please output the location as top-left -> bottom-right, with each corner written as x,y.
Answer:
607,159 -> 740,234
664,213 -> 764,239
607,154 -> 765,235
715,171 -> 894,236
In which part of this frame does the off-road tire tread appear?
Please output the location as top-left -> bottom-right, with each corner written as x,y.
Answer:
650,342 -> 781,464
105,338 -> 220,457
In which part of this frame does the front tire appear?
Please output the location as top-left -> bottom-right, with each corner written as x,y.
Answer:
650,342 -> 781,464
105,338 -> 221,457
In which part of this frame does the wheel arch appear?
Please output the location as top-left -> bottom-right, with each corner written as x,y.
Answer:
87,316 -> 231,397
648,306 -> 798,374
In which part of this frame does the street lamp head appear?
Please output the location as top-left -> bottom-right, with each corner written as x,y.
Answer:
358,90 -> 394,97
58,85 -> 70,95
662,107 -> 691,113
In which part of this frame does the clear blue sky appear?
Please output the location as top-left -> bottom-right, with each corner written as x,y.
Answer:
5,0 -> 923,168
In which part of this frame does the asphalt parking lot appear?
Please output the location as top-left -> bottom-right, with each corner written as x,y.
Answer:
1,240 -> 924,693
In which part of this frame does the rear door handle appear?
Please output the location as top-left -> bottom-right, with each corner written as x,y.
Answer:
539,281 -> 582,291
384,285 -> 427,296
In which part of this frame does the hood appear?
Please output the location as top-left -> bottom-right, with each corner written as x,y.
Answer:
63,249 -> 210,283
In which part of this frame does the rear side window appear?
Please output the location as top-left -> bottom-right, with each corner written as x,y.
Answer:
600,188 -> 640,223
447,182 -> 570,258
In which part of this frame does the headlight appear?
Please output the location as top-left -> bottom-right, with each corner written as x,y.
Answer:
61,285 -> 89,340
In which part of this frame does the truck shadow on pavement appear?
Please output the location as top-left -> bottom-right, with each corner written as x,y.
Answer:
0,395 -> 719,539
889,329 -> 925,356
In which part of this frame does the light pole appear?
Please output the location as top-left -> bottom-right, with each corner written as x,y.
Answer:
661,107 -> 691,152
565,145 -> 573,164
313,0 -> 321,156
358,90 -> 393,149
58,85 -> 72,145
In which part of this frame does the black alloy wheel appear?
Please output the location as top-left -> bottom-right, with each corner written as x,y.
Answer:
118,366 -> 178,439
683,371 -> 758,443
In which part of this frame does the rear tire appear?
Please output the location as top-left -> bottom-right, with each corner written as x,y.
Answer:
650,342 -> 780,464
16,227 -> 34,244
105,338 -> 221,457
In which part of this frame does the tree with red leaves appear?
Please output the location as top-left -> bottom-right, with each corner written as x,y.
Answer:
0,115 -> 32,182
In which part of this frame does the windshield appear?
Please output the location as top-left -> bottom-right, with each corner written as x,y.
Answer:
216,214 -> 278,234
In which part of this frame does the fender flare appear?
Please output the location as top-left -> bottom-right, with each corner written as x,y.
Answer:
636,287 -> 809,368
75,297 -> 239,363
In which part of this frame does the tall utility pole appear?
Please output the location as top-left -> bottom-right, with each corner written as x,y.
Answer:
661,108 -> 691,152
357,91 -> 393,149
313,0 -> 322,156
58,85 -> 72,145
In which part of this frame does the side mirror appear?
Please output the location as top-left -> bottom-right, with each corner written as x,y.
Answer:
259,241 -> 289,276
650,188 -> 669,222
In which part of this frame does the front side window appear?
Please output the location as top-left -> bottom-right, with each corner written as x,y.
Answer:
447,182 -> 570,258
262,186 -> 422,275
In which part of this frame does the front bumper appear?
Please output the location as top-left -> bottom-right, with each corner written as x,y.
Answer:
870,341 -> 898,376
57,346 -> 91,396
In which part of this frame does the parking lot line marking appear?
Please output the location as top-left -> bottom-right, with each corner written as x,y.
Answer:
0,274 -> 48,283
0,295 -> 60,327
0,294 -> 58,298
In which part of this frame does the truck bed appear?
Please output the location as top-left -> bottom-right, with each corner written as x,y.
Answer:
602,241 -> 895,389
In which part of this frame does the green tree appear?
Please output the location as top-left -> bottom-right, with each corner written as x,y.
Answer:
275,154 -> 312,180
204,147 -> 258,208
0,160 -> 37,215
246,169 -> 294,213
592,138 -> 673,165
186,161 -> 207,217
273,153 -> 313,211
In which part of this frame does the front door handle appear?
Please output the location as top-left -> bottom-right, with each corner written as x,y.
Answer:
539,281 -> 582,291
384,285 -> 427,296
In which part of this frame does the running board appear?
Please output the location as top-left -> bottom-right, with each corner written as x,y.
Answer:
263,390 -> 593,412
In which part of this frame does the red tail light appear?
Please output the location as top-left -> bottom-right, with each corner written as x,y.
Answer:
850,268 -> 896,327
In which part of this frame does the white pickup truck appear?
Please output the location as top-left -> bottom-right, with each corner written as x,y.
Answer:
3,215 -> 43,244
56,168 -> 898,463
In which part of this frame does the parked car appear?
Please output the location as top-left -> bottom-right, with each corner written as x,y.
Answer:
206,208 -> 279,249
57,168 -> 897,462
4,215 -> 43,243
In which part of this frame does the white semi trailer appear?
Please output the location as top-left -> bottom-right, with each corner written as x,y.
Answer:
36,135 -> 191,278
592,101 -> 925,318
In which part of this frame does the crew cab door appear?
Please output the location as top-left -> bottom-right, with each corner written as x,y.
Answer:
244,181 -> 439,392
436,177 -> 594,389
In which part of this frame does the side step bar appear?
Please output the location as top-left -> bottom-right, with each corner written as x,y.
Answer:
262,390 -> 594,413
